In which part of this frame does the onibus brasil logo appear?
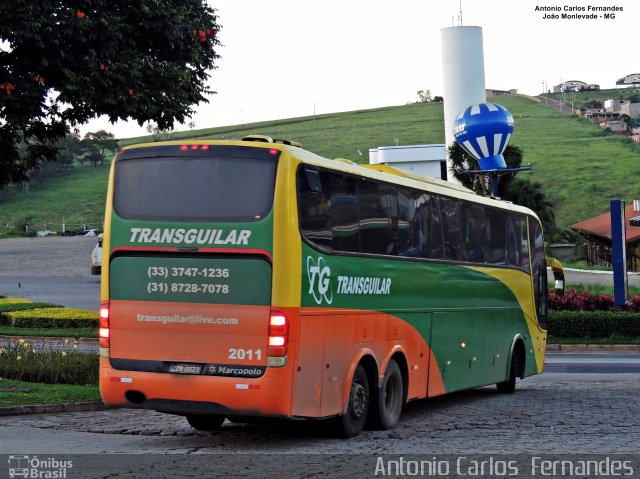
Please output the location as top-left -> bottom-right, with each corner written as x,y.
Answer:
307,256 -> 333,305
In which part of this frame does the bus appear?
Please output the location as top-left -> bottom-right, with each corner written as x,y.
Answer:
99,135 -> 562,437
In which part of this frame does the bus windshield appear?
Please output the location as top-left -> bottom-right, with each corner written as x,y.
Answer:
114,153 -> 277,222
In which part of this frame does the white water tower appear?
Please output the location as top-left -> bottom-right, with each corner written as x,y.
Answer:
441,26 -> 487,180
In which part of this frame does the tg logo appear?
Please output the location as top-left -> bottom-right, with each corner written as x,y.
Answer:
306,256 -> 333,305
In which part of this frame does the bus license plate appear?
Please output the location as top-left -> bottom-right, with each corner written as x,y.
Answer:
169,363 -> 202,374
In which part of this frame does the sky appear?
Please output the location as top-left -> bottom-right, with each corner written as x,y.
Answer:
82,0 -> 639,138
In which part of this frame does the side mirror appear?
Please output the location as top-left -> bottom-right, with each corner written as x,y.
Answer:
554,274 -> 565,296
547,257 -> 565,296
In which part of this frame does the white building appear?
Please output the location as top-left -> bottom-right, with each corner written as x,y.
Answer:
369,144 -> 448,180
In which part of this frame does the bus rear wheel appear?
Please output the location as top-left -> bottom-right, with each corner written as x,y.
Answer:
335,364 -> 369,438
186,414 -> 225,431
368,359 -> 404,430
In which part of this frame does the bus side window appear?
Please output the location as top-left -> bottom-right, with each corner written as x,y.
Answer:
404,192 -> 432,258
506,216 -> 519,266
530,220 -> 548,329
397,189 -> 413,256
519,218 -> 531,272
486,209 -> 507,265
429,196 -> 444,260
358,179 -> 397,255
441,197 -> 462,260
330,174 -> 360,253
462,204 -> 486,263
298,168 -> 332,250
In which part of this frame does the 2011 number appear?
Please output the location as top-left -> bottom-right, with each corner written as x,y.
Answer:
228,348 -> 262,361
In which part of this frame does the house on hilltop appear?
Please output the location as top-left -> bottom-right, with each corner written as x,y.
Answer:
486,88 -> 518,98
604,99 -> 640,117
571,202 -> 640,272
553,81 -> 599,93
616,73 -> 640,88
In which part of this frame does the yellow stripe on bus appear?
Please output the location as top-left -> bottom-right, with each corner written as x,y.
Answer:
464,265 -> 546,373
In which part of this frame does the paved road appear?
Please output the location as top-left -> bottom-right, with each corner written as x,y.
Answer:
559,268 -> 640,288
536,95 -> 575,114
0,275 -> 100,311
0,370 -> 637,478
0,236 -> 100,311
545,353 -> 640,373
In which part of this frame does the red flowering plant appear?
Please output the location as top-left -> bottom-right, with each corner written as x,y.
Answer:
549,289 -> 640,312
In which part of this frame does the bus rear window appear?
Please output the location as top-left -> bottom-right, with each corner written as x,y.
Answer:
114,156 -> 277,222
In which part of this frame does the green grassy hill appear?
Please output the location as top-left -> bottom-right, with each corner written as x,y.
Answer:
1,96 -> 640,234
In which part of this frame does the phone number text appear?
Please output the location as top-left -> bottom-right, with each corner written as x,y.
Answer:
147,266 -> 230,279
147,282 -> 230,295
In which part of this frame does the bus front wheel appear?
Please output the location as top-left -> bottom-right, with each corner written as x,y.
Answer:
336,364 -> 369,438
186,414 -> 225,431
497,351 -> 520,394
368,359 -> 404,430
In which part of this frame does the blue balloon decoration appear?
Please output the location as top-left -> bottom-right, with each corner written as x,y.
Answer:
453,103 -> 514,170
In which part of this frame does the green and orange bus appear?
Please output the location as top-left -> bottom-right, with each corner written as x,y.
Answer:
99,135 -> 562,437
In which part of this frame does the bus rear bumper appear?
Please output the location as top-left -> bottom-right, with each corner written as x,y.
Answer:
99,358 -> 292,418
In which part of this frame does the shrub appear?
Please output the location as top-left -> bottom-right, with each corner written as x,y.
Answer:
5,308 -> 98,329
0,301 -> 61,325
549,310 -> 640,338
549,289 -> 640,312
0,298 -> 32,304
0,340 -> 98,385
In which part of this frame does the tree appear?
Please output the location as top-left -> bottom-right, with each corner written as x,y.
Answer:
416,89 -> 432,103
581,99 -> 603,110
503,178 -> 556,233
83,130 -> 118,166
146,121 -> 174,142
0,0 -> 220,188
78,138 -> 103,167
55,133 -> 83,169
448,142 -> 524,196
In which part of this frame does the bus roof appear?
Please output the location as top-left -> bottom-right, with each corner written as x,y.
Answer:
284,141 -> 540,220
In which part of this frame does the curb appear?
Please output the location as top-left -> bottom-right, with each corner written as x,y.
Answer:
0,401 -> 110,417
546,343 -> 640,352
561,267 -> 640,276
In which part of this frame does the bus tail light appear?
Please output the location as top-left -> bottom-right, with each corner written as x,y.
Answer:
268,311 -> 288,357
99,303 -> 110,348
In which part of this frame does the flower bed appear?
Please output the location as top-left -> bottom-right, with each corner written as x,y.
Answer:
549,289 -> 640,312
548,289 -> 640,339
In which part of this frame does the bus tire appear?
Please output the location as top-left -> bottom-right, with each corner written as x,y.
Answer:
186,414 -> 225,431
497,350 -> 520,394
335,364 -> 369,438
368,359 -> 404,430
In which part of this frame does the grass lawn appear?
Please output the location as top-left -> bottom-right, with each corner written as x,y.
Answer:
567,283 -> 640,297
0,379 -> 99,408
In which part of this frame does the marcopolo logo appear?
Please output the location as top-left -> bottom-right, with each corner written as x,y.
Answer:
306,256 -> 333,305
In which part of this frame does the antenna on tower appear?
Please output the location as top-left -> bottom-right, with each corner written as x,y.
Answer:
458,0 -> 463,26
